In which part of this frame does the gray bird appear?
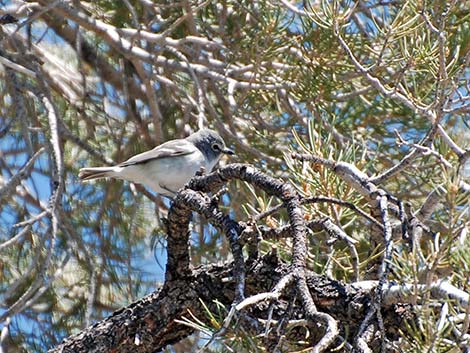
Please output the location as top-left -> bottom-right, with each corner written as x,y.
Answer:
78,129 -> 234,197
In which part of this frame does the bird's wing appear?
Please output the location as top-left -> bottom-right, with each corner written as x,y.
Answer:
118,139 -> 196,167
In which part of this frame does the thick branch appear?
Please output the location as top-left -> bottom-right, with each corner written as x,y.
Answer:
48,253 -> 412,353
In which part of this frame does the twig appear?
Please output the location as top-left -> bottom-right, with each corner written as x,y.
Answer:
295,271 -> 339,353
236,273 -> 294,312
254,195 -> 383,229
0,147 -> 45,203
394,129 -> 452,167
0,224 -> 31,252
198,273 -> 294,353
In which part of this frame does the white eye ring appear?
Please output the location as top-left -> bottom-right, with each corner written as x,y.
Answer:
212,143 -> 221,151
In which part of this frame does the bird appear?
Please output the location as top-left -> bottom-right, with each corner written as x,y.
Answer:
78,129 -> 234,197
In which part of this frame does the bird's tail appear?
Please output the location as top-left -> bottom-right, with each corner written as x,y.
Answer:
78,167 -> 115,180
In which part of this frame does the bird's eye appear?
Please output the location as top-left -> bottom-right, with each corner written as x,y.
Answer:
212,143 -> 221,151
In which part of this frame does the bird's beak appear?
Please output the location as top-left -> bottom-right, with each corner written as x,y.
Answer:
222,147 -> 235,156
